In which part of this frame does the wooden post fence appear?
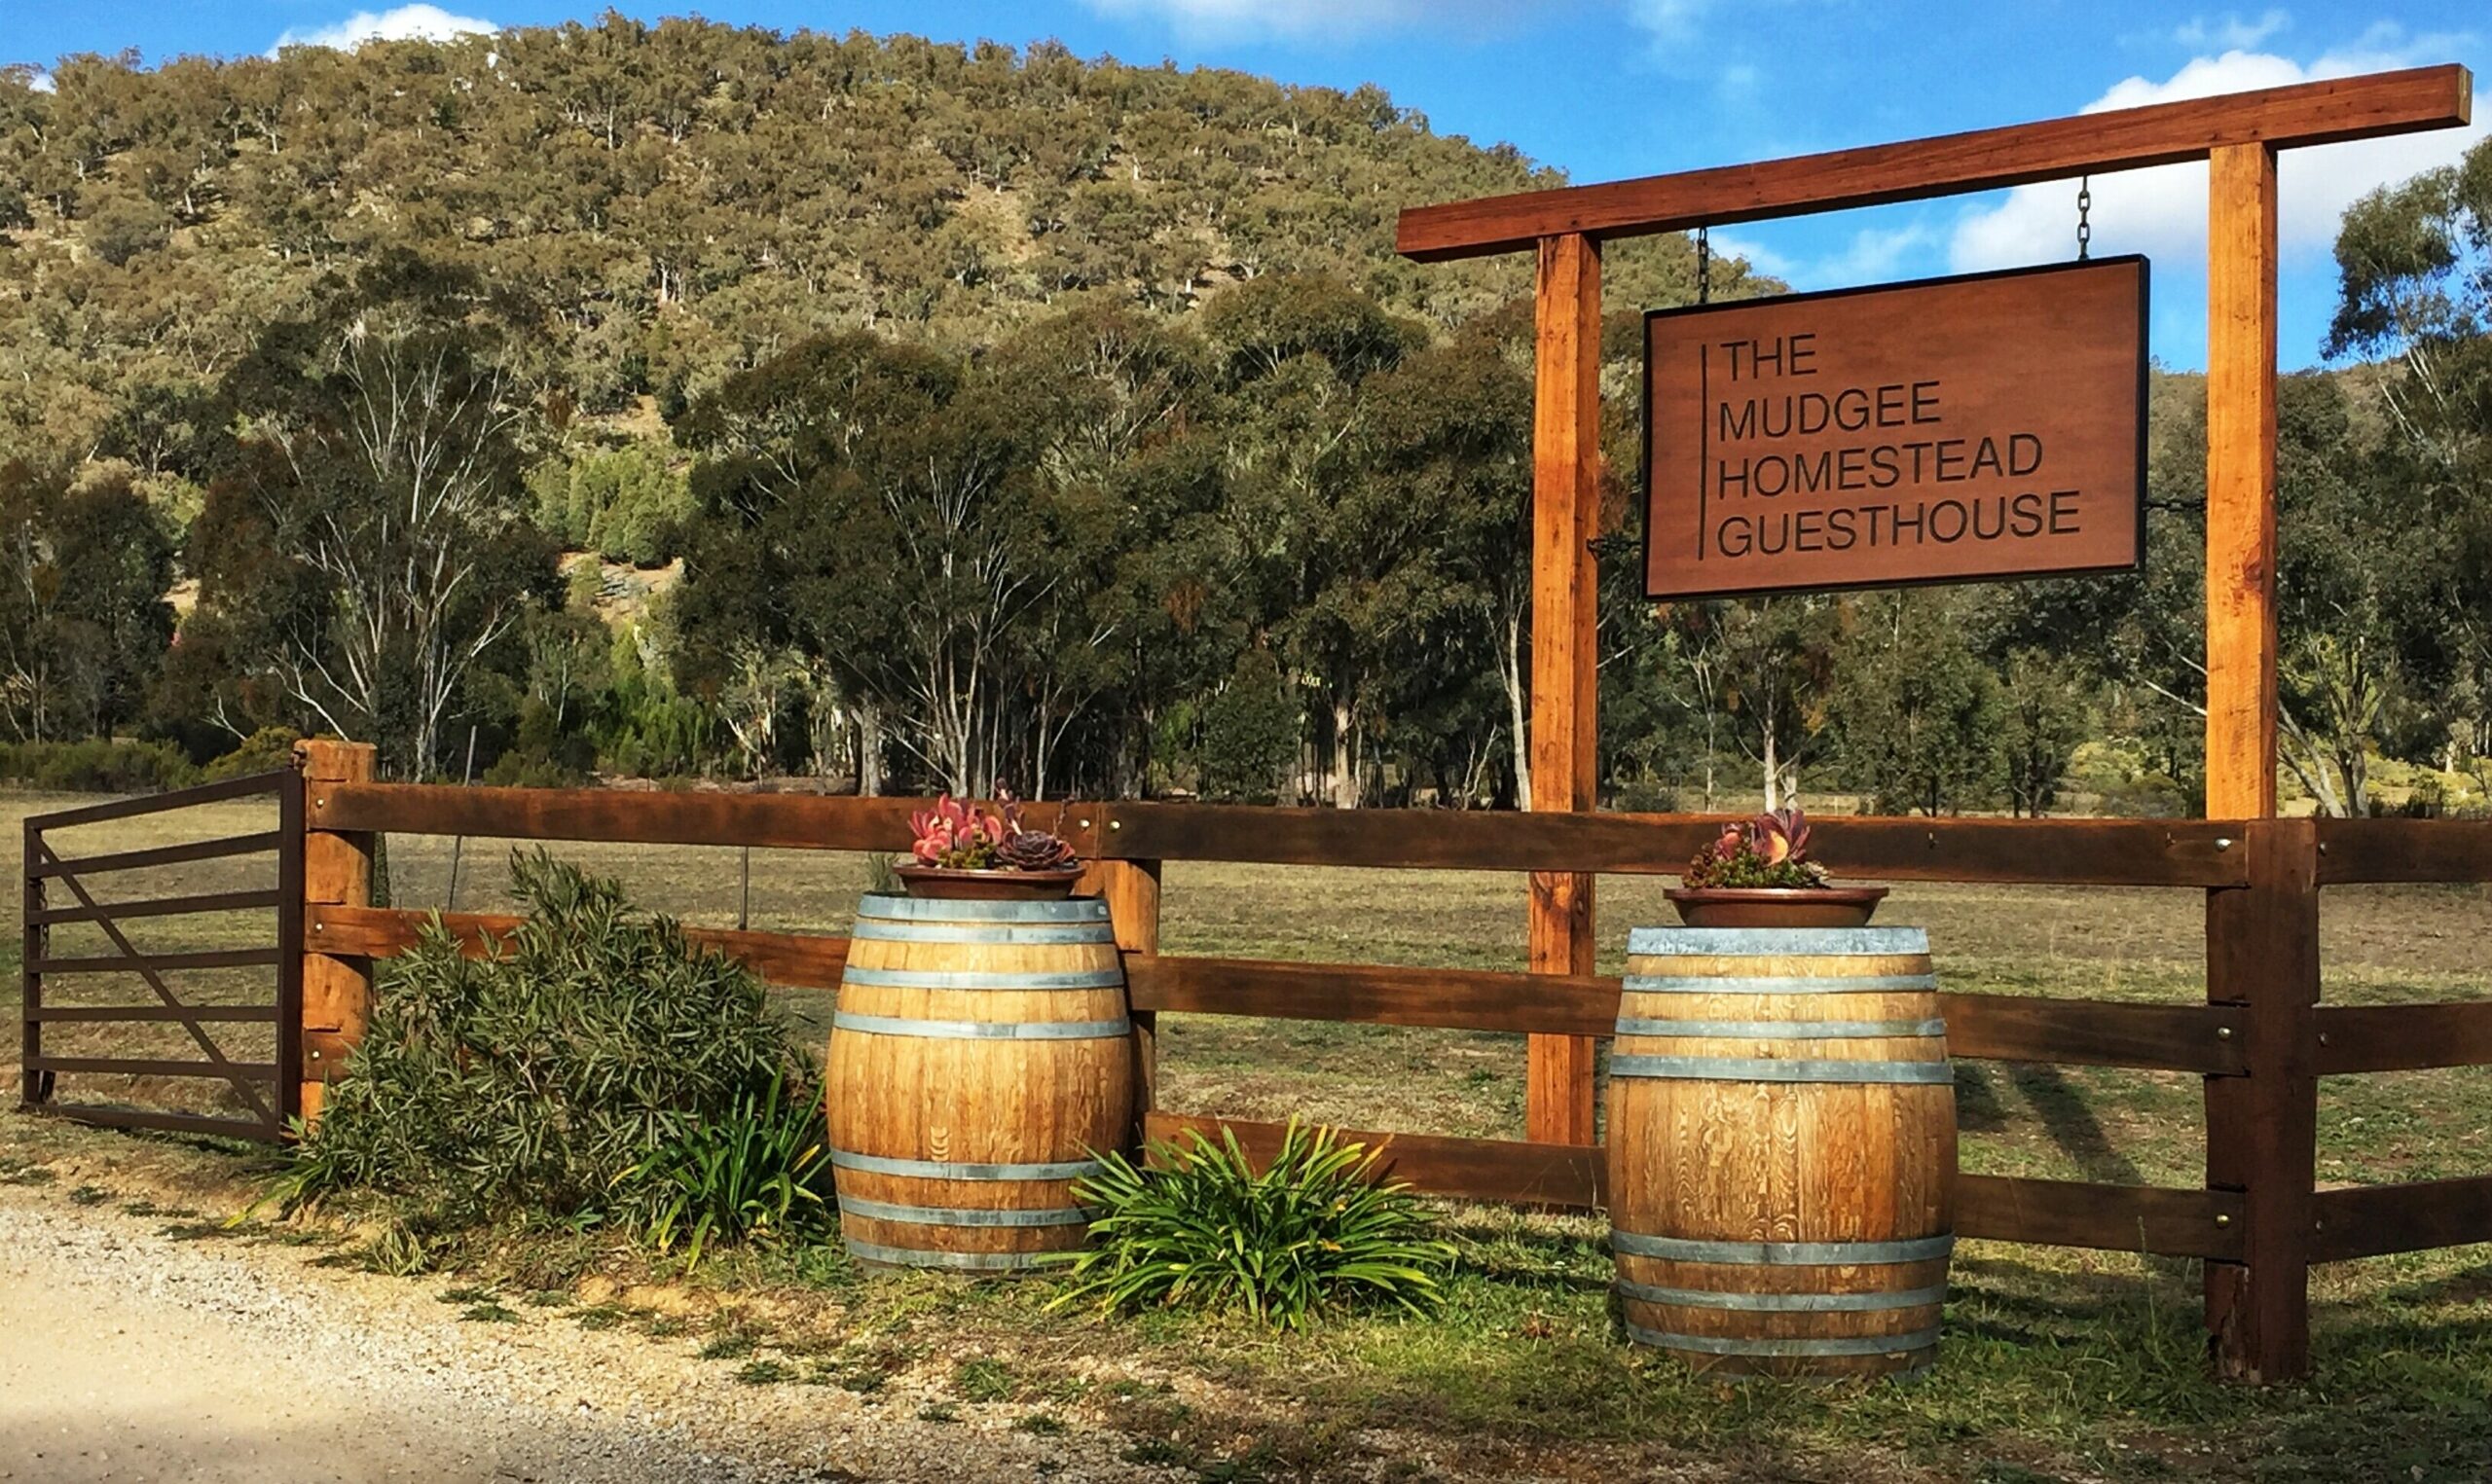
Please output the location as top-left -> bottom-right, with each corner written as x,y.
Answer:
226,782 -> 2492,1383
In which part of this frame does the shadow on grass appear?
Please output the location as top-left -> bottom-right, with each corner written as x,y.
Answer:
1957,1062 -> 2147,1186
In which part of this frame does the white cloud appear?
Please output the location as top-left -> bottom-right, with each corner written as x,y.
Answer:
1704,231 -> 1794,279
1630,0 -> 1714,46
1081,0 -> 1436,42
2176,11 -> 2290,53
1816,222 -> 1943,282
1950,31 -> 2488,275
1711,219 -> 1945,291
273,4 -> 495,55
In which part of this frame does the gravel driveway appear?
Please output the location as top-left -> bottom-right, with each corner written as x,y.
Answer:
0,1185 -> 1179,1484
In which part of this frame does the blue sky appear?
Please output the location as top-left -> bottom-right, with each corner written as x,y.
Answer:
3,1 -> 2485,369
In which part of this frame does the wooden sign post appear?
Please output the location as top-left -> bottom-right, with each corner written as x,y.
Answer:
1399,64 -> 2471,1380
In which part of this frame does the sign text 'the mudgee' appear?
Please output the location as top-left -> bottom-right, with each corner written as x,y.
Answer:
1641,258 -> 2148,600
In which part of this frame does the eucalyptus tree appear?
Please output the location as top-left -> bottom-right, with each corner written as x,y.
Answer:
0,461 -> 174,742
2328,135 -> 2492,790
190,254 -> 559,776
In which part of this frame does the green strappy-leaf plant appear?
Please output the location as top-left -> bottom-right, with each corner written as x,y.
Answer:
1049,1119 -> 1454,1329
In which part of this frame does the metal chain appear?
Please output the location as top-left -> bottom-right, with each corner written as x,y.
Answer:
2076,175 -> 2092,261
1697,225 -> 1712,305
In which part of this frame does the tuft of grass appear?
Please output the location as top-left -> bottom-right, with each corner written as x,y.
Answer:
735,1358 -> 792,1386
954,1357 -> 1019,1402
458,1301 -> 521,1323
698,1331 -> 758,1360
67,1184 -> 110,1206
437,1285 -> 495,1304
160,1220 -> 238,1242
1014,1412 -> 1068,1436
572,1305 -> 626,1331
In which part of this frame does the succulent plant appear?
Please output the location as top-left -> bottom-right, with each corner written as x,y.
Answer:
1682,805 -> 1829,889
904,790 -> 1081,873
908,794 -> 1006,869
1753,806 -> 1811,865
997,829 -> 1077,871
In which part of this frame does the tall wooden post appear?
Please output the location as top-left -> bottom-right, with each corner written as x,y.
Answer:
2205,141 -> 2280,820
1526,232 -> 1603,1146
2202,139 -> 2309,1381
1083,854 -> 1162,1149
295,740 -> 377,1127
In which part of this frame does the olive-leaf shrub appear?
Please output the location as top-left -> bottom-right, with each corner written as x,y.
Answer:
269,851 -> 805,1233
1051,1120 -> 1455,1328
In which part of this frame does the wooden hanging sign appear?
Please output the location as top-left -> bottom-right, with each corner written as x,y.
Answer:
1642,257 -> 2148,599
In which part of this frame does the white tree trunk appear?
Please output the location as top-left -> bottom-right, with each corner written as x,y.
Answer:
856,702 -> 885,797
1332,697 -> 1359,809
1503,606 -> 1531,812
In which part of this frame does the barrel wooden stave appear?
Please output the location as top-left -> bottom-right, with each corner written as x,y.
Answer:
1608,929 -> 1954,1377
826,895 -> 1131,1271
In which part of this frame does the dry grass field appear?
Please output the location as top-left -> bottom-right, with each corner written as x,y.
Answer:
7,785 -> 2492,1481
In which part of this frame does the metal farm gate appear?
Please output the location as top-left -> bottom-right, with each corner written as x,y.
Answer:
19,771 -> 303,1140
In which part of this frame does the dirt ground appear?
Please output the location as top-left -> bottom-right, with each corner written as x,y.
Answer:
0,1176 -> 1190,1484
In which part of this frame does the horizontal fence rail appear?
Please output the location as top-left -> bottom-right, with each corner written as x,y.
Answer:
2315,1002 -> 2492,1074
309,783 -> 941,854
1088,804 -> 2254,886
310,908 -> 2263,1253
2311,1176 -> 2492,1261
1146,1111 -> 2247,1260
1120,955 -> 2252,1074
2314,819 -> 2492,885
307,783 -> 2260,887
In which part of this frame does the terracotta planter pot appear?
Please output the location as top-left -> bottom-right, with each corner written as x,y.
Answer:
1664,886 -> 1889,928
894,863 -> 1084,900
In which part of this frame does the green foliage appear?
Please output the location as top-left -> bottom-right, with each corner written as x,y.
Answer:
183,254 -> 560,778
1832,592 -> 2001,815
268,851 -> 803,1231
0,737 -> 198,791
82,192 -> 172,267
202,725 -> 302,781
0,461 -> 176,743
1052,1121 -> 1454,1329
527,445 -> 691,566
591,630 -> 720,779
1193,651 -> 1301,804
1997,652 -> 2091,817
619,1068 -> 834,1266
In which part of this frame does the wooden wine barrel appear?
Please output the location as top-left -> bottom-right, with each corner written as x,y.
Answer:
1606,925 -> 1955,1378
825,893 -> 1132,1272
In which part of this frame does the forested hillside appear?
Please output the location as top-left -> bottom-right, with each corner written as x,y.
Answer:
1,16 -> 2486,818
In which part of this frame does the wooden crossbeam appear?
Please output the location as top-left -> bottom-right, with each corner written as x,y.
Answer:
1397,65 -> 2472,261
